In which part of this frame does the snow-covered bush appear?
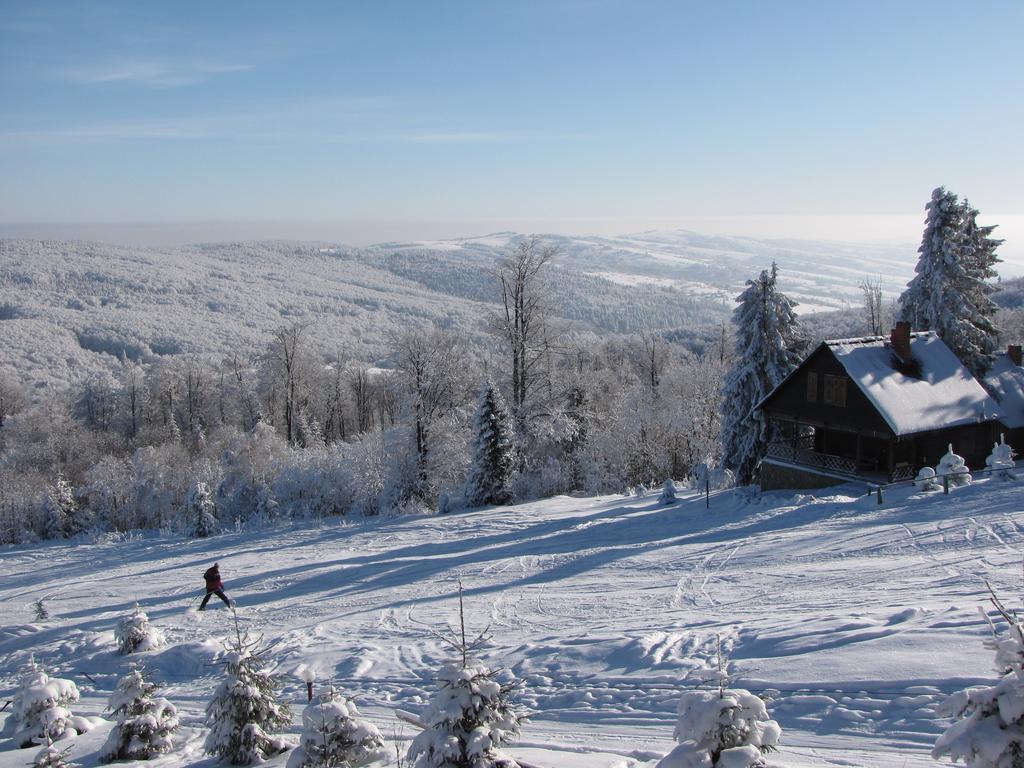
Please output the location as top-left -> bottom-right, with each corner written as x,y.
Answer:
933,589 -> 1024,765
188,481 -> 220,538
407,660 -> 524,768
5,657 -> 93,748
205,623 -> 292,765
658,479 -> 677,505
915,466 -> 942,492
101,666 -> 178,762
657,688 -> 781,768
292,687 -> 386,767
115,605 -> 165,655
985,435 -> 1017,480
936,444 -> 972,487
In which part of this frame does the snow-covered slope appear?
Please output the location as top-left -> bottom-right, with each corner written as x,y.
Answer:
0,478 -> 1020,767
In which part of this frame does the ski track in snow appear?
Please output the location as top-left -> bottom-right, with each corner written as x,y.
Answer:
1,479 -> 1023,766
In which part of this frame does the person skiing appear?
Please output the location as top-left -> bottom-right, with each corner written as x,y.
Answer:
199,562 -> 233,611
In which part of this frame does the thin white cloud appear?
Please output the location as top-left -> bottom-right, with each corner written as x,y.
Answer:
63,58 -> 253,88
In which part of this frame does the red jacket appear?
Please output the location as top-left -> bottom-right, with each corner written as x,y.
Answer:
204,566 -> 223,591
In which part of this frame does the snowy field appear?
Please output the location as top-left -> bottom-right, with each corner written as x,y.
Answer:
1,478 -> 1022,767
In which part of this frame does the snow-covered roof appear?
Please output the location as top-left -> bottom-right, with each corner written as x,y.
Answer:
828,332 -> 1004,436
984,353 -> 1024,429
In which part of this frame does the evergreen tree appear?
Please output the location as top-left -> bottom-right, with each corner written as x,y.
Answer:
656,689 -> 782,768
296,686 -> 385,767
407,585 -> 525,768
31,735 -> 79,768
205,618 -> 292,765
719,264 -> 804,485
5,657 -> 89,748
188,481 -> 219,538
100,665 -> 178,762
934,586 -> 1024,765
43,475 -> 78,539
464,384 -> 516,507
899,186 -> 1002,377
114,604 -> 165,655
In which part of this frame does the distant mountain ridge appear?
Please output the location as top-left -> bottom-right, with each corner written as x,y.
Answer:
0,230 -> 916,390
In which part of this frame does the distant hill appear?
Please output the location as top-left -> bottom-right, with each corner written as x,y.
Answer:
0,231 -> 916,390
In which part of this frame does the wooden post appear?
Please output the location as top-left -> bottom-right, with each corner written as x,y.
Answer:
943,475 -> 949,494
876,486 -> 883,505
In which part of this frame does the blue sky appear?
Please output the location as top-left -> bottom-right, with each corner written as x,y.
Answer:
1,1 -> 1021,250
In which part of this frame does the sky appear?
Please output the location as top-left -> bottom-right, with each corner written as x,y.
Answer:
1,1 -> 1022,262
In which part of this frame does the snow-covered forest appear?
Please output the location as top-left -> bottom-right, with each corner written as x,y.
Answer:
2,211 -> 1024,545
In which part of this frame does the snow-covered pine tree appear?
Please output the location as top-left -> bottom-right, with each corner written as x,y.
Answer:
933,586 -> 1024,765
5,657 -> 92,748
407,583 -> 525,768
188,481 -> 219,538
464,384 -> 516,507
294,686 -> 386,767
100,665 -> 178,762
114,604 -> 165,655
985,434 -> 1017,479
43,475 -> 78,539
899,187 -> 1002,377
205,617 -> 292,765
658,479 -> 677,505
656,689 -> 782,768
31,734 -> 79,768
720,264 -> 805,485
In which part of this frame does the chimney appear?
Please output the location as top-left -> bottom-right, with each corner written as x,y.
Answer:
890,321 -> 912,360
1009,345 -> 1023,366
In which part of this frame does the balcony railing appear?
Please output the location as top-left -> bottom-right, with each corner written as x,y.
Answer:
766,440 -> 859,477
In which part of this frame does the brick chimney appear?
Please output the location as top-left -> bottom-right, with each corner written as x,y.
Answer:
1009,345 -> 1023,366
890,321 -> 912,360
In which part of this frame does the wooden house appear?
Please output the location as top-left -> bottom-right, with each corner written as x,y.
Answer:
984,345 -> 1024,449
757,323 -> 1005,490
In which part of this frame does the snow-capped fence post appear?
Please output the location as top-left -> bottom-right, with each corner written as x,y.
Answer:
943,474 -> 950,494
297,666 -> 316,702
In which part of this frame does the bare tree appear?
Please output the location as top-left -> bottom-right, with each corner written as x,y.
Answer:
265,323 -> 311,444
390,327 -> 468,495
348,365 -> 374,434
493,237 -> 557,421
860,275 -> 885,336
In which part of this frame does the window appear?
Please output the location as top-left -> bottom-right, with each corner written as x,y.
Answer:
806,372 -> 818,402
823,375 -> 847,406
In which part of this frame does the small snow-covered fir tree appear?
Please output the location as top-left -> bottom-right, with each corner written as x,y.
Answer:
407,583 -> 526,768
933,586 -> 1024,765
205,617 -> 292,765
5,657 -> 92,748
936,444 -> 972,487
294,686 -> 386,767
188,481 -> 219,538
720,264 -> 805,485
985,435 -> 1017,480
899,187 -> 1002,377
43,475 -> 78,539
115,604 -> 165,655
656,688 -> 782,768
658,479 -> 677,505
100,665 -> 178,762
658,638 -> 782,768
31,734 -> 79,768
464,384 -> 516,507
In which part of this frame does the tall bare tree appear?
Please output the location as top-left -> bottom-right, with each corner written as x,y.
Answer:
493,237 -> 557,421
390,327 -> 468,495
860,275 -> 885,336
